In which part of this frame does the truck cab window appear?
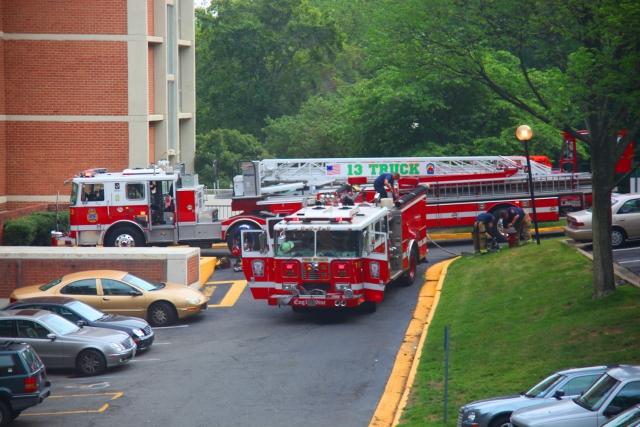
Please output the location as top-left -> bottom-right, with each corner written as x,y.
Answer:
81,183 -> 104,202
126,183 -> 145,201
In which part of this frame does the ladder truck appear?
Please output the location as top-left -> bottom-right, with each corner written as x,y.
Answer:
221,156 -> 592,252
239,185 -> 429,313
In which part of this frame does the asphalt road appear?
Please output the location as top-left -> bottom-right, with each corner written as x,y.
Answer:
16,242 -> 471,427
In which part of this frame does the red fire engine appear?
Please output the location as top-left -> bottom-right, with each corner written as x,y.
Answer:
222,156 -> 592,252
67,166 -> 221,247
240,186 -> 429,312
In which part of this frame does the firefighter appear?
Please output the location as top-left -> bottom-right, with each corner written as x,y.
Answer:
374,172 -> 400,200
502,206 -> 532,243
472,212 -> 498,253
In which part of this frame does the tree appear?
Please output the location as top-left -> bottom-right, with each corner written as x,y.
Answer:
196,0 -> 343,138
195,128 -> 271,188
418,0 -> 640,297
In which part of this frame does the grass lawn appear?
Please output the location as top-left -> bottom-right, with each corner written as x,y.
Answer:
399,239 -> 640,426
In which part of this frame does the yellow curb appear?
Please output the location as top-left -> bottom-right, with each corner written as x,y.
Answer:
369,257 -> 459,427
429,226 -> 564,241
199,257 -> 217,287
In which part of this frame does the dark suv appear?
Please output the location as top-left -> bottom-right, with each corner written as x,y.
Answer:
0,342 -> 50,425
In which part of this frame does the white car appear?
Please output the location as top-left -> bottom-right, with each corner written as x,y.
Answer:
511,365 -> 640,427
565,194 -> 640,248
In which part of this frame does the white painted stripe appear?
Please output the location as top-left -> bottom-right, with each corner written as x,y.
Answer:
613,247 -> 640,252
153,342 -> 172,345
248,281 -> 276,289
363,282 -> 385,291
617,260 -> 640,265
129,358 -> 162,362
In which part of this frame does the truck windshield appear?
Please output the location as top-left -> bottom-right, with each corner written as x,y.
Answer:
316,230 -> 360,257
574,374 -> 619,411
275,230 -> 315,257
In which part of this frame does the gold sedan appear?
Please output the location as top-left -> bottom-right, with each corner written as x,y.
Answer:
10,270 -> 209,327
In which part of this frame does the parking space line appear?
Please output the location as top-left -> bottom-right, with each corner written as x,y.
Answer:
153,325 -> 190,329
208,280 -> 246,308
618,260 -> 640,264
22,391 -> 123,417
613,247 -> 640,252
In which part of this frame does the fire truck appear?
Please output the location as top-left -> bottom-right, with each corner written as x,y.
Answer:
67,166 -> 221,247
222,156 -> 592,251
240,185 -> 429,312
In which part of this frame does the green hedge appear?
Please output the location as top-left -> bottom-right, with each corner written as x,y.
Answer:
3,211 -> 69,246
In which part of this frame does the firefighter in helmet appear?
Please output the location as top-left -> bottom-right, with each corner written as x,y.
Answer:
501,206 -> 532,243
473,212 -> 500,253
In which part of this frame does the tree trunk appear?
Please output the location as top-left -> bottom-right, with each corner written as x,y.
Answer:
590,138 -> 616,298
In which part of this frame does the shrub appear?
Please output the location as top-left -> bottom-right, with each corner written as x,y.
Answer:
3,216 -> 37,246
2,210 -> 69,246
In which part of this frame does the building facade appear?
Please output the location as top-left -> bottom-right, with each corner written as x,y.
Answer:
0,0 -> 196,209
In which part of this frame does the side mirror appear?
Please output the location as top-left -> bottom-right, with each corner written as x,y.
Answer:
46,333 -> 57,341
553,389 -> 565,400
129,290 -> 142,297
603,405 -> 623,417
76,320 -> 86,327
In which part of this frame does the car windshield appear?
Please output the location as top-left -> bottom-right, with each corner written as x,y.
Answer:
123,273 -> 158,291
575,374 -> 619,411
42,313 -> 80,335
604,405 -> 640,426
526,373 -> 564,398
39,277 -> 62,291
315,230 -> 361,257
275,230 -> 315,257
68,300 -> 104,322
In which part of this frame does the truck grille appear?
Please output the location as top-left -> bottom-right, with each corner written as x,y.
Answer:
300,283 -> 330,295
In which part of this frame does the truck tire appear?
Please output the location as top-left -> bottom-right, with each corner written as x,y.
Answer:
104,225 -> 145,247
399,246 -> 419,287
226,222 -> 260,252
359,301 -> 377,314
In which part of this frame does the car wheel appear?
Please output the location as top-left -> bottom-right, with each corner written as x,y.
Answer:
0,400 -> 10,427
399,247 -> 419,287
489,414 -> 512,427
76,349 -> 106,376
104,225 -> 145,247
148,302 -> 177,327
611,228 -> 626,248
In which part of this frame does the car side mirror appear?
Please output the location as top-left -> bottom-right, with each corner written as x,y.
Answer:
46,333 -> 57,341
553,389 -> 565,399
129,290 -> 142,297
76,320 -> 86,327
603,405 -> 623,417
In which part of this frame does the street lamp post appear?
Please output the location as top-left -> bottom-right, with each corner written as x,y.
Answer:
516,125 -> 541,245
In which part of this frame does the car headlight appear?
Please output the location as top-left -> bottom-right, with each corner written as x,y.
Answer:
110,343 -> 125,352
132,328 -> 145,338
186,296 -> 201,305
369,261 -> 380,279
465,411 -> 477,422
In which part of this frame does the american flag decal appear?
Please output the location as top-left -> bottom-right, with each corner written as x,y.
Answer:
327,164 -> 341,175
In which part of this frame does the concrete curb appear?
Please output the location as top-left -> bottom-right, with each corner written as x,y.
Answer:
369,257 -> 459,427
197,257 -> 217,289
429,226 -> 565,242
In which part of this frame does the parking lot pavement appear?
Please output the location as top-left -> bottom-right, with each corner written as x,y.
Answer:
579,240 -> 640,279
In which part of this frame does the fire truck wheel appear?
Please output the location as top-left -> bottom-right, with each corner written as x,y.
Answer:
359,301 -> 377,314
148,301 -> 177,327
105,225 -> 145,247
399,247 -> 419,287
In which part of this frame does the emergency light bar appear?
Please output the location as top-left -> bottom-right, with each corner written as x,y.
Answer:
79,168 -> 108,177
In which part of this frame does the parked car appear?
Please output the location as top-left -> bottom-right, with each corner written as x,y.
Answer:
9,270 -> 209,327
565,194 -> 640,248
458,365 -> 608,427
511,365 -> 640,427
0,310 -> 136,376
5,297 -> 154,351
603,404 -> 640,427
0,341 -> 50,425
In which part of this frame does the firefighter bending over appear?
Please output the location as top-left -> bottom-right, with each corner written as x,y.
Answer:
374,172 -> 400,200
501,206 -> 532,243
473,212 -> 500,253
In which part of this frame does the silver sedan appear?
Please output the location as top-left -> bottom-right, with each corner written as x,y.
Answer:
0,309 -> 136,376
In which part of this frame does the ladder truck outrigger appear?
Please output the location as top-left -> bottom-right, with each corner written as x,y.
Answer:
240,185 -> 429,312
